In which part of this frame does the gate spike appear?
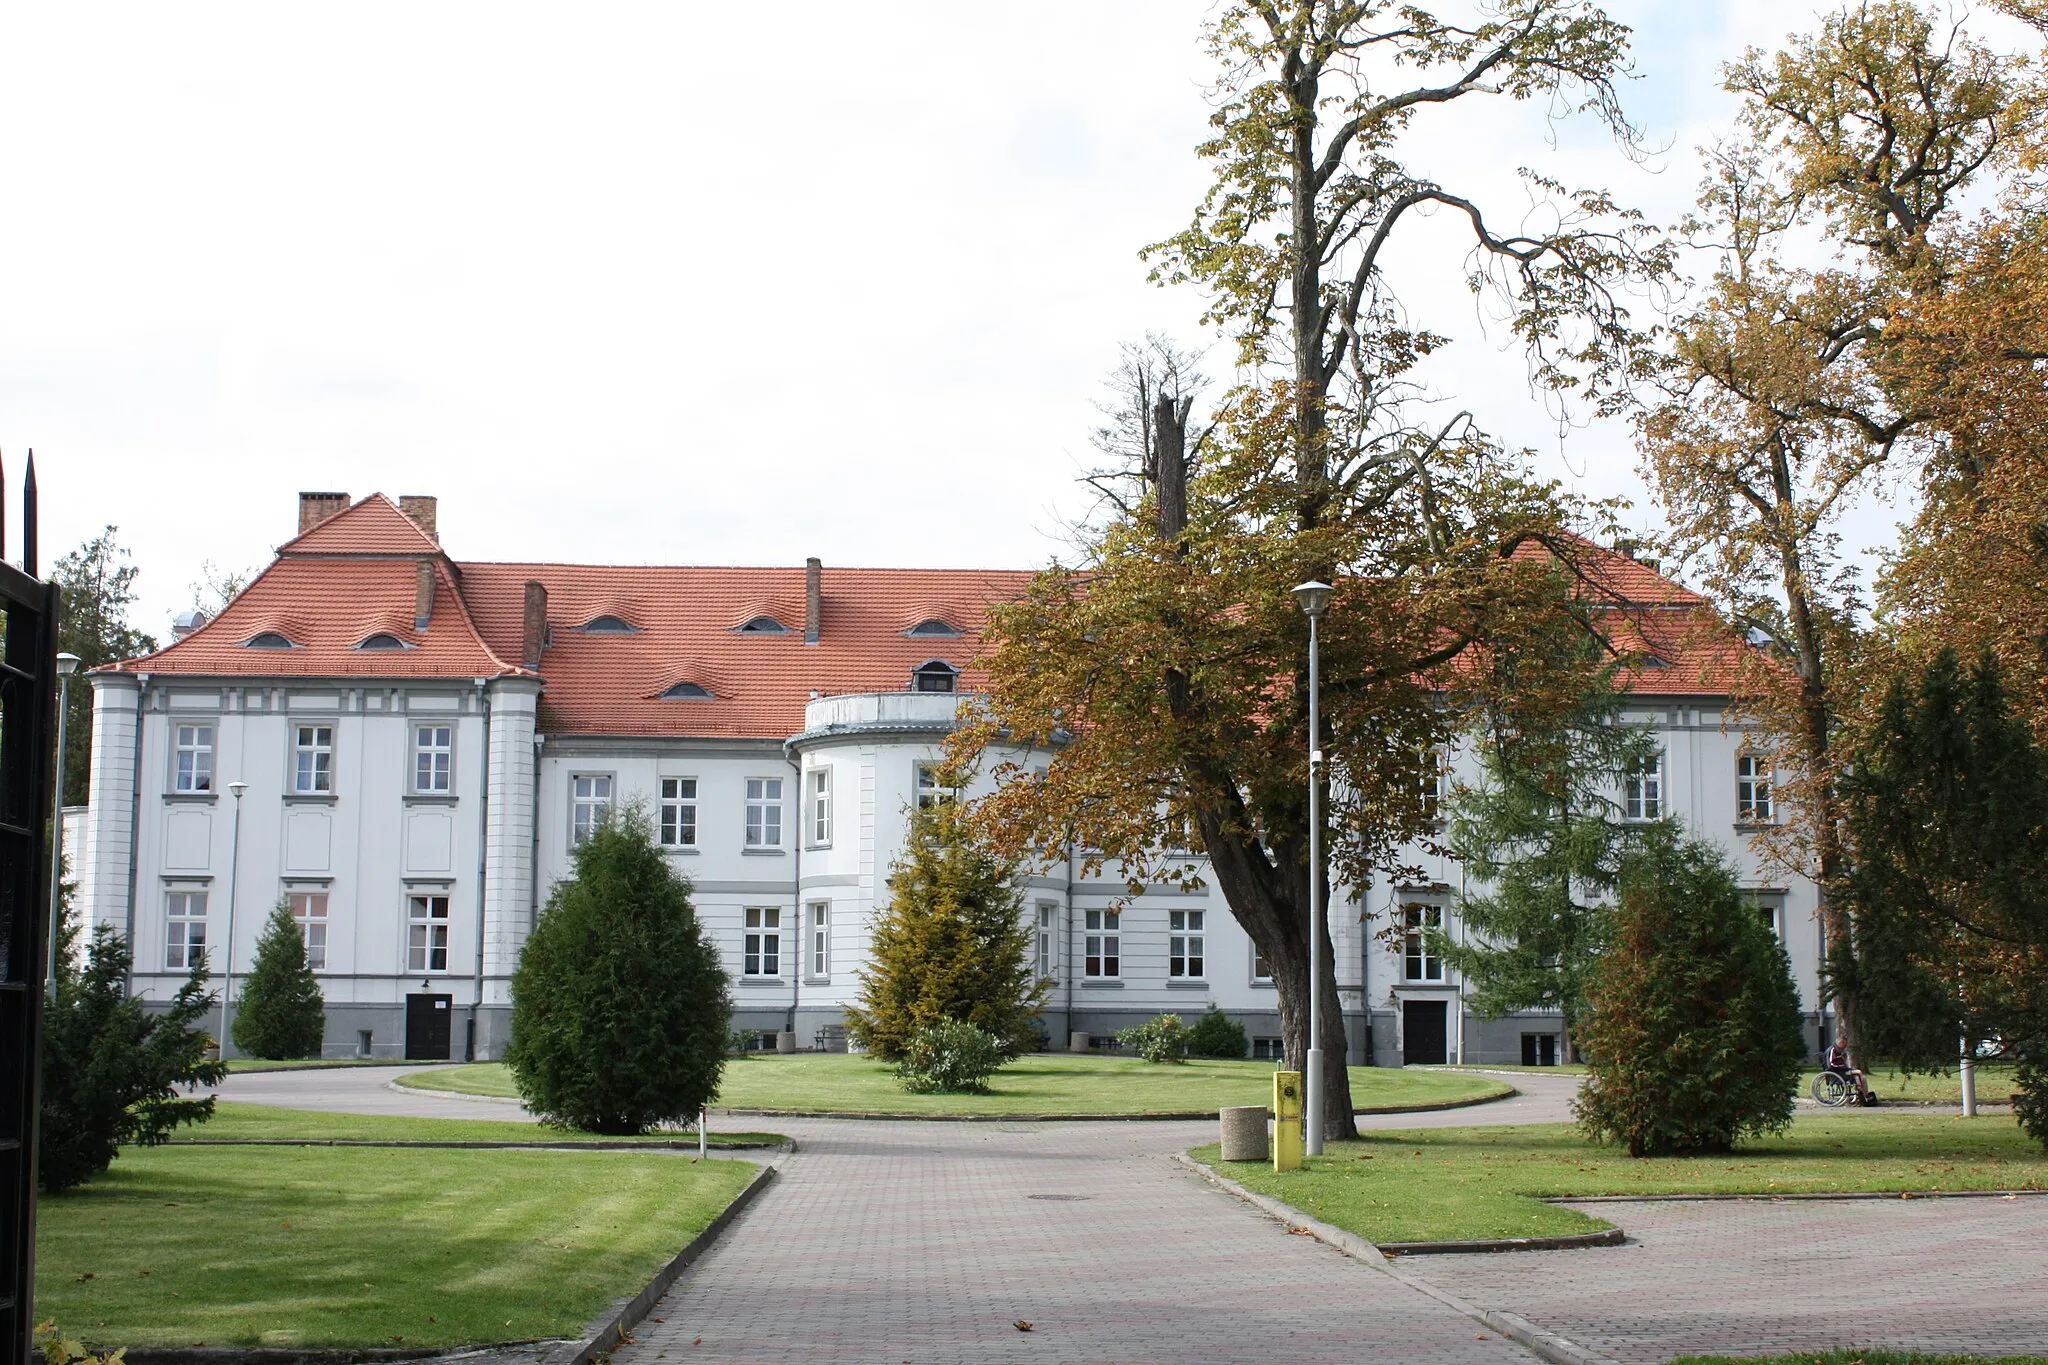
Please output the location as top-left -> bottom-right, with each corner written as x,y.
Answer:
22,449 -> 37,578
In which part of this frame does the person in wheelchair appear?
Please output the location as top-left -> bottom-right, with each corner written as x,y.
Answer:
1822,1041 -> 1874,1105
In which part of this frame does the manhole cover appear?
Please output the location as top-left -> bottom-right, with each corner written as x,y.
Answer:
1027,1194 -> 1091,1202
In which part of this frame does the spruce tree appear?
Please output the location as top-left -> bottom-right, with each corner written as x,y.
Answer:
507,807 -> 731,1134
847,798 -> 1048,1061
1574,825 -> 1807,1157
232,903 -> 327,1060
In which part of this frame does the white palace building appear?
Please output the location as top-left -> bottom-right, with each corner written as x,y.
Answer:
76,491 -> 1824,1066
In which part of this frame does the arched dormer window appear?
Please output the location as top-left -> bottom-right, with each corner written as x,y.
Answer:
912,659 -> 958,694
356,633 -> 410,650
660,681 -> 714,700
1637,654 -> 1670,670
737,615 -> 789,635
906,618 -> 960,638
579,615 -> 638,634
243,632 -> 297,650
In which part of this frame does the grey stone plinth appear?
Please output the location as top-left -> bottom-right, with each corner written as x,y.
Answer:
1069,1031 -> 1091,1053
776,1030 -> 797,1054
1219,1105 -> 1269,1162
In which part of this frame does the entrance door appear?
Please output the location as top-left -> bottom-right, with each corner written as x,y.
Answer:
1521,1033 -> 1559,1066
406,993 -> 453,1060
1402,1000 -> 1448,1066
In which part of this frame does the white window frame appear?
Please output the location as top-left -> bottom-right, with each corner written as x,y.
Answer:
1419,747 -> 1447,824
745,777 -> 784,848
809,901 -> 831,981
173,724 -> 215,793
809,767 -> 833,847
1403,903 -> 1444,982
1084,909 -> 1120,979
412,724 -> 453,795
1036,902 -> 1057,981
407,892 -> 451,972
1169,908 -> 1205,979
292,723 -> 335,794
288,889 -> 329,971
165,889 -> 208,970
659,777 -> 698,848
1251,949 -> 1273,985
914,762 -> 956,810
570,773 -> 613,847
1623,752 -> 1665,821
744,906 -> 782,977
1737,754 -> 1773,823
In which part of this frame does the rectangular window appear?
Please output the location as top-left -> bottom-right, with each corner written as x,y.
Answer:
293,724 -> 334,794
1036,903 -> 1057,981
1251,1036 -> 1285,1061
810,902 -> 830,979
1737,754 -> 1773,823
1084,909 -> 1120,978
174,724 -> 214,793
408,894 -> 450,972
165,890 -> 207,969
914,763 -> 955,809
745,906 -> 782,976
571,774 -> 613,846
1419,747 -> 1447,824
1403,903 -> 1444,982
809,767 -> 833,845
1623,752 -> 1664,820
1252,950 -> 1273,984
289,890 -> 329,971
1169,909 -> 1205,978
660,777 -> 698,847
413,725 -> 453,793
745,777 -> 783,847
1747,895 -> 1784,939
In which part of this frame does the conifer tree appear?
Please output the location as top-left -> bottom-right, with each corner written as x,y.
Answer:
847,797 -> 1048,1062
232,903 -> 327,1060
507,808 -> 730,1134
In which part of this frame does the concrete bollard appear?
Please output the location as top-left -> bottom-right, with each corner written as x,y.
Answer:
1219,1105 -> 1270,1162
1069,1031 -> 1091,1054
776,1030 -> 797,1054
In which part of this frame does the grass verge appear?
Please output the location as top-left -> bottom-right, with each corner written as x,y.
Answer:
178,1102 -> 785,1147
36,1144 -> 757,1349
1192,1114 -> 2048,1245
1843,1065 -> 2020,1104
222,1058 -> 420,1073
398,1053 -> 1510,1116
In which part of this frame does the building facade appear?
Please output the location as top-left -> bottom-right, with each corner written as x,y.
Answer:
79,491 -> 1823,1065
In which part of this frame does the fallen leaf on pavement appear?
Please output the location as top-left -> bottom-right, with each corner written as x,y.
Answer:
1013,1321 -> 1033,1332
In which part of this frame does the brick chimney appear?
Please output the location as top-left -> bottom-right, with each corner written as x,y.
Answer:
415,561 -> 435,632
521,581 -> 548,669
398,495 -> 439,542
805,557 -> 822,645
298,492 -> 348,535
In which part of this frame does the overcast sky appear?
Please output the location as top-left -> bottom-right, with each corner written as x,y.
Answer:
0,3 -> 1952,637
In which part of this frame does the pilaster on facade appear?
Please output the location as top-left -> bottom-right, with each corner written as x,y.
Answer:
480,678 -> 540,991
80,674 -> 142,938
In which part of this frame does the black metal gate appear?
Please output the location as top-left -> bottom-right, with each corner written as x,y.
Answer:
0,458 -> 63,1365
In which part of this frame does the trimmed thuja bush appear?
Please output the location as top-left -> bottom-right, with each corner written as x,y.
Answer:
847,796 -> 1048,1061
896,1019 -> 1006,1093
232,903 -> 327,1060
507,807 -> 731,1134
1188,1006 -> 1248,1059
1574,825 -> 1807,1157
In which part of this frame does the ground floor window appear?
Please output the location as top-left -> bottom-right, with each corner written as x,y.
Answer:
745,907 -> 782,977
1251,1036 -> 1284,1061
165,890 -> 207,970
1169,909 -> 1204,978
1402,903 -> 1444,982
408,894 -> 450,972
1036,903 -> 1057,981
1084,909 -> 1120,978
1521,1033 -> 1559,1066
289,890 -> 329,970
810,902 -> 830,980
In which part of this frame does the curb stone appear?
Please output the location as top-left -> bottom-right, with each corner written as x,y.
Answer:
1172,1155 -> 1619,1365
170,1138 -> 789,1151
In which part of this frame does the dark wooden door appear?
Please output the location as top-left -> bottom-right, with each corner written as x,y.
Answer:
405,994 -> 453,1060
1402,1000 -> 1448,1066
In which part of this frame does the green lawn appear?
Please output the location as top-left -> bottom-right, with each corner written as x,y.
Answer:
180,1102 -> 784,1148
1846,1064 -> 2021,1104
396,1053 -> 1511,1116
222,1058 -> 425,1073
35,1144 -> 757,1349
1670,1354 -> 2048,1365
1194,1113 -> 2048,1246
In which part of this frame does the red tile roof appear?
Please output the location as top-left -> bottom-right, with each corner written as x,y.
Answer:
278,493 -> 442,557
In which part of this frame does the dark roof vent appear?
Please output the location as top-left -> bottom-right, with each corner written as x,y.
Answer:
660,681 -> 714,700
737,615 -> 789,635
244,631 -> 297,649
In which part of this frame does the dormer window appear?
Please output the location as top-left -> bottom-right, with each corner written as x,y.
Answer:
906,618 -> 960,638
580,615 -> 638,634
912,660 -> 958,694
357,633 -> 410,650
243,632 -> 297,649
660,681 -> 714,700
738,616 -> 789,635
1637,654 -> 1670,670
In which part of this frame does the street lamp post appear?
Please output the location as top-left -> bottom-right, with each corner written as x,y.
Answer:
44,652 -> 81,997
1292,580 -> 1333,1155
220,780 -> 249,1059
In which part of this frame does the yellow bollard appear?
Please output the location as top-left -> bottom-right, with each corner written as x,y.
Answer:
1272,1069 -> 1303,1172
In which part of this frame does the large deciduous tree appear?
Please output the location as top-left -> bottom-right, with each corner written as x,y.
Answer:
962,1 -> 1667,1140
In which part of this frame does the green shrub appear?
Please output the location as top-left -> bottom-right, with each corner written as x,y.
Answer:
896,1019 -> 1006,1094
847,798 -> 1048,1060
506,808 -> 731,1134
2015,1037 -> 2048,1152
40,911 -> 225,1194
1187,1007 -> 1248,1059
1574,826 -> 1807,1157
1118,1013 -> 1192,1064
232,903 -> 326,1060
